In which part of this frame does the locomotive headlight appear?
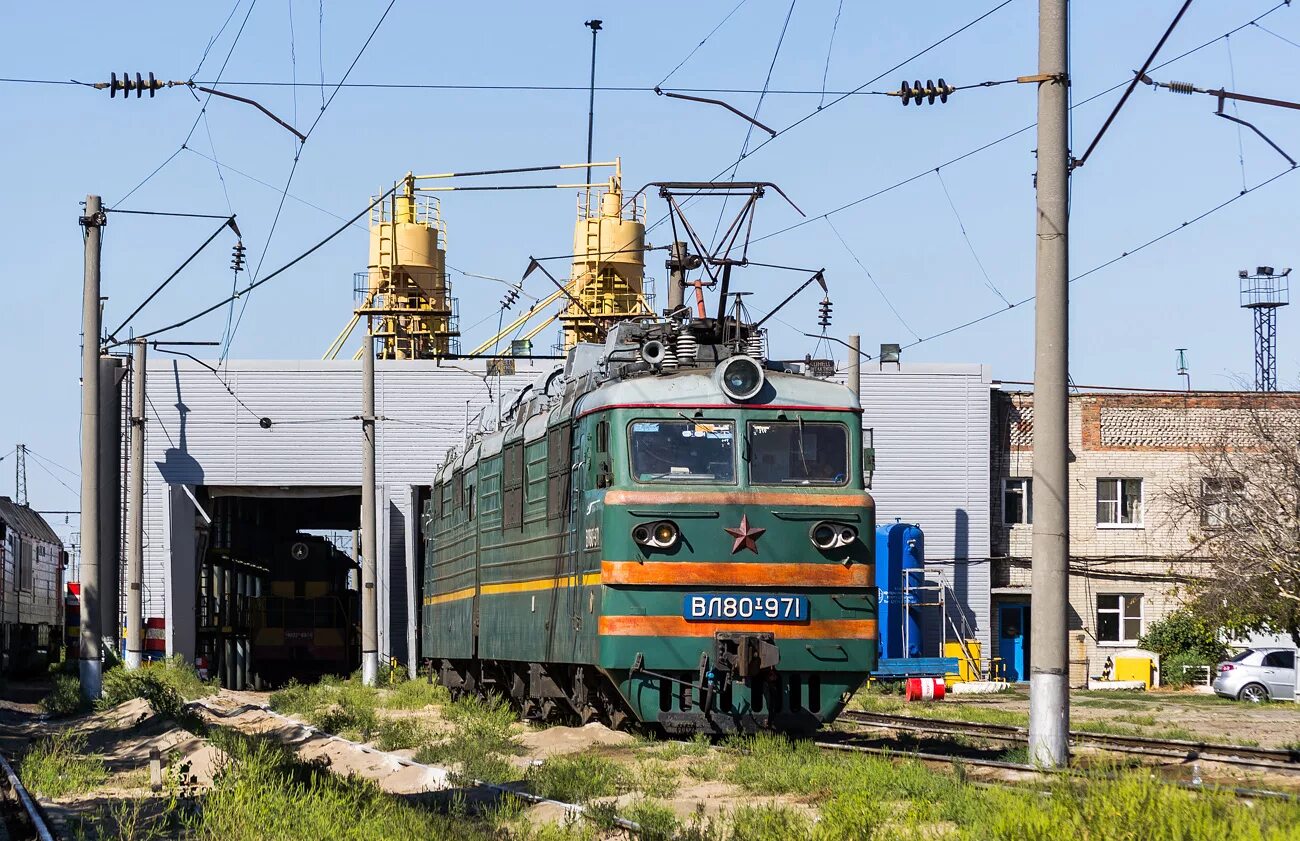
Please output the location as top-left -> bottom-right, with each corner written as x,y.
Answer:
653,521 -> 680,549
718,355 -> 765,402
810,522 -> 839,550
633,520 -> 680,550
810,521 -> 857,550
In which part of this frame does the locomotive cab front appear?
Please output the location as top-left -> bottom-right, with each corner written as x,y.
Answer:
583,362 -> 877,734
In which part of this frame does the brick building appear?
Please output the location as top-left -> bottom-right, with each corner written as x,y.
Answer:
989,390 -> 1300,686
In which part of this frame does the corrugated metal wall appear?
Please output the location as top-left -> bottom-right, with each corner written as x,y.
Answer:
140,358 -> 556,668
140,358 -> 992,667
854,363 -> 993,656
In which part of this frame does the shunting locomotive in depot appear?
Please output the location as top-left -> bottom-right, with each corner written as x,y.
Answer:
421,181 -> 876,735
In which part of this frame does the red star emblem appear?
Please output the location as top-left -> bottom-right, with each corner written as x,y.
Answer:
724,514 -> 766,554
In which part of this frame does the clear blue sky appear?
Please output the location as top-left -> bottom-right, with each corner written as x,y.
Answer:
3,0 -> 1299,540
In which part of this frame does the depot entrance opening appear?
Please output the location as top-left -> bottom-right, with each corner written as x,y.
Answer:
197,487 -> 361,689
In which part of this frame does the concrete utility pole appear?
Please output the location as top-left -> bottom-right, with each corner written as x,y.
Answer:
1028,0 -> 1071,768
79,195 -> 105,701
360,327 -> 379,686
98,355 -> 125,653
125,339 -> 146,670
847,334 -> 861,401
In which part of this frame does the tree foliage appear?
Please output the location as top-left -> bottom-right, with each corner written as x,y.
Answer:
1138,609 -> 1224,662
1165,405 -> 1300,646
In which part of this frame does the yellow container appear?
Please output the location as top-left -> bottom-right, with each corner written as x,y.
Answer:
1112,655 -> 1154,689
944,640 -> 982,683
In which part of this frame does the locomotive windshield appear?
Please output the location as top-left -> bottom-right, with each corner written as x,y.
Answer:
748,421 -> 849,485
628,420 -> 736,483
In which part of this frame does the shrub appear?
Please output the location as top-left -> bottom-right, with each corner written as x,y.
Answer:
19,732 -> 108,798
1161,650 -> 1217,688
1139,610 -> 1225,662
41,673 -> 87,716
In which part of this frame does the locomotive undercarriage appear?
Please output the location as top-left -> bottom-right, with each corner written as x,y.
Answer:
433,657 -> 636,730
430,631 -> 831,736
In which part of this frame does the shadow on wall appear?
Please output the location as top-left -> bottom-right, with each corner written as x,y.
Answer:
950,508 -> 975,639
154,361 -> 205,487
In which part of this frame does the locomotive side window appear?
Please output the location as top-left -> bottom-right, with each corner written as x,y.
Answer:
628,420 -> 736,483
747,421 -> 849,486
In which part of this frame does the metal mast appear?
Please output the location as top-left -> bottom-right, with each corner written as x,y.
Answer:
1239,267 -> 1290,391
1028,0 -> 1071,769
14,445 -> 26,507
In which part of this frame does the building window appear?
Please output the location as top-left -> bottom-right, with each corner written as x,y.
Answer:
1003,478 -> 1032,525
1200,477 -> 1243,528
1097,478 -> 1143,527
19,541 -> 34,591
1096,594 -> 1143,643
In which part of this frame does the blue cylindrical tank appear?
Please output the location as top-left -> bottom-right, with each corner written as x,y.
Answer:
875,522 -> 925,660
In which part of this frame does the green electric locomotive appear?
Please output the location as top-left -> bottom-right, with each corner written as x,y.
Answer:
422,317 -> 876,734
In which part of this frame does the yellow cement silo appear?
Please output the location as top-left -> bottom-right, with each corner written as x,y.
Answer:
362,174 -> 459,359
561,167 -> 651,348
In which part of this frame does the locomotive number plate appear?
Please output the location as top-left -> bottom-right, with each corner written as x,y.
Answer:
683,594 -> 809,622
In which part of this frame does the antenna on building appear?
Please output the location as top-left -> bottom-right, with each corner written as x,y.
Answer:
1175,348 -> 1190,392
1239,267 -> 1290,391
15,443 -> 27,507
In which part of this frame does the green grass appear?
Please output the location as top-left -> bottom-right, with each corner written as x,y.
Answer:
632,758 -> 680,798
19,731 -> 109,798
413,694 -> 521,783
381,678 -> 449,710
97,656 -> 215,724
854,691 -> 1029,728
41,673 -> 87,716
374,717 -> 431,751
269,676 -> 381,742
525,754 -> 628,803
717,733 -> 1300,839
180,729 -> 500,841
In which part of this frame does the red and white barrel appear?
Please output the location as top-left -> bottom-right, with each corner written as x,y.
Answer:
905,677 -> 946,702
144,618 -> 166,661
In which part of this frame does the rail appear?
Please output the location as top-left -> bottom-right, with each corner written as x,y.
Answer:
0,750 -> 56,841
839,710 -> 1300,771
814,734 -> 1299,801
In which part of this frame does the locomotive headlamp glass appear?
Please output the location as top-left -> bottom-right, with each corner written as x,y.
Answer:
718,355 -> 764,401
839,526 -> 858,545
653,521 -> 680,548
810,522 -> 838,550
632,524 -> 653,546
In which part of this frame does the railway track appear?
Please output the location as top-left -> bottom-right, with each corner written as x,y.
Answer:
838,709 -> 1300,773
0,750 -> 56,841
813,734 -> 1300,802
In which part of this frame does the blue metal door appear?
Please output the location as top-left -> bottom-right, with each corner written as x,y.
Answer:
999,604 -> 1030,682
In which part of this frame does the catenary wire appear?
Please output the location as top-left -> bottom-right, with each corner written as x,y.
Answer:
1225,34 -> 1248,192
823,217 -> 919,342
709,0 -> 798,244
222,0 -> 398,361
819,0 -> 846,110
751,0 -> 1293,245
115,187 -> 395,346
649,0 -> 1018,235
656,0 -> 752,88
895,165 -> 1299,356
115,0 -> 259,208
934,168 -> 1012,306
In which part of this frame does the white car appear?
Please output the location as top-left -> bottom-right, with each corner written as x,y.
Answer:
1212,647 -> 1296,702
